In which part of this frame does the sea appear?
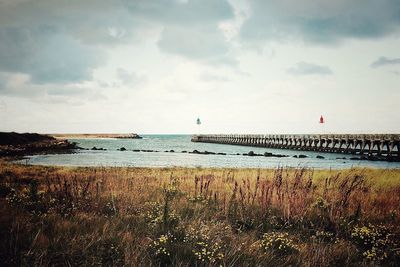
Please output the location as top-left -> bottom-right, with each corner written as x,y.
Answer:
22,135 -> 400,169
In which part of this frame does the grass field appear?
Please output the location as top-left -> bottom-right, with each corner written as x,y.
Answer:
0,162 -> 399,266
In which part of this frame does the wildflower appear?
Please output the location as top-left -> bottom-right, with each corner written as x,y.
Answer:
149,233 -> 175,259
351,224 -> 395,262
184,223 -> 227,264
260,232 -> 299,255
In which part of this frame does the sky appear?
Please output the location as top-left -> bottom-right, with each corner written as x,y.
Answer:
0,0 -> 399,134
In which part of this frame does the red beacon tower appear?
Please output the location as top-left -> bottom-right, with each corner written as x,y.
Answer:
319,115 -> 325,124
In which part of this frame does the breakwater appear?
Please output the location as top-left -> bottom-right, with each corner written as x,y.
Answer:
192,134 -> 400,159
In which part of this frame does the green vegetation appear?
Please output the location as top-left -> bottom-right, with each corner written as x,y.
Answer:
0,162 -> 399,266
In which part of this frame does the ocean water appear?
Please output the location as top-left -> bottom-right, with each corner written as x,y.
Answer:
23,135 -> 400,169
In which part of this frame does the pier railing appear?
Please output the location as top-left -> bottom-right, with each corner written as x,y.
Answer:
191,134 -> 400,158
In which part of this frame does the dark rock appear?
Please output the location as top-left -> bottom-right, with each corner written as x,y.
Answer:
236,153 -> 240,155
119,147 -> 126,151
293,155 -> 298,158
264,152 -> 273,157
316,155 -> 325,159
169,150 -> 175,153
181,150 -> 187,153
133,149 -> 140,152
191,150 -> 200,154
248,151 -> 255,156
217,152 -> 226,155
298,154 -> 308,158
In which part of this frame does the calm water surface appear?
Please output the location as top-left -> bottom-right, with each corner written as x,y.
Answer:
23,135 -> 400,169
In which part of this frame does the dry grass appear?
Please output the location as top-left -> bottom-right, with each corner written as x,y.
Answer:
0,162 -> 399,266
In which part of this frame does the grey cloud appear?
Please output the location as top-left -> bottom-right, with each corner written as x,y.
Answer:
0,72 -> 106,101
123,0 -> 237,66
158,25 -> 237,66
123,0 -> 234,25
116,68 -> 147,86
371,57 -> 400,68
0,28 -> 103,84
0,0 -> 136,45
241,0 -> 400,44
0,74 -> 5,90
287,62 -> 333,75
0,0 -> 134,85
0,0 -> 237,87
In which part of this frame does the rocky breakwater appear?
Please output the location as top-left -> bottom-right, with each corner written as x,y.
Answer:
0,132 -> 79,158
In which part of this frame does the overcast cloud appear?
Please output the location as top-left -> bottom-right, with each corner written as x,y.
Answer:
0,0 -> 399,133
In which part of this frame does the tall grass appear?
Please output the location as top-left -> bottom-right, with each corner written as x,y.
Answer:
0,162 -> 399,266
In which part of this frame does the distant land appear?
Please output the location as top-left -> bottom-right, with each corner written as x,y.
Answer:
51,133 -> 142,139
0,132 -> 77,157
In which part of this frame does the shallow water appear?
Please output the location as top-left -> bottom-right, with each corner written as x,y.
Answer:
22,135 -> 400,169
